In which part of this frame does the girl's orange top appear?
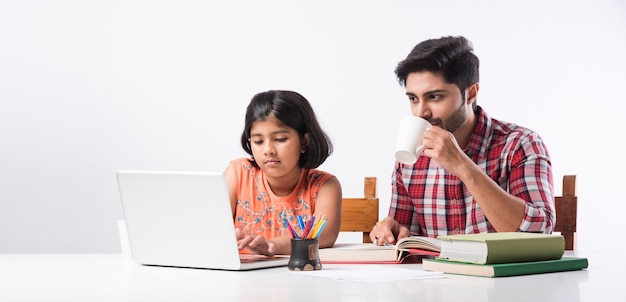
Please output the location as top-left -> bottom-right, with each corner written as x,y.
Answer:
229,158 -> 334,241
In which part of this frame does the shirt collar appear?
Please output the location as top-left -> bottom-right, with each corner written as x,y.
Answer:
464,105 -> 491,157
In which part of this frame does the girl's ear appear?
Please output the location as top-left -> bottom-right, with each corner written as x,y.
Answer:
301,133 -> 310,153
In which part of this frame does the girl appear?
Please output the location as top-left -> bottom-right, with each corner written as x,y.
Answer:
225,90 -> 342,256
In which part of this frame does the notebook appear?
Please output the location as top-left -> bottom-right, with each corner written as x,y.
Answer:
116,170 -> 289,270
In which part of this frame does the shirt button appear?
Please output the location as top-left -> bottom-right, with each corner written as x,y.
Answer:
454,228 -> 460,234
451,199 -> 457,205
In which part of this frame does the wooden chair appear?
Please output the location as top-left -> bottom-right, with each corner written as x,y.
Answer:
554,175 -> 578,250
340,177 -> 379,243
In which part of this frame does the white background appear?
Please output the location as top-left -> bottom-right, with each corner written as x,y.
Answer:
1,0 -> 624,253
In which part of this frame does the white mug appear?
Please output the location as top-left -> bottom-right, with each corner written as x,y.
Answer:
394,116 -> 432,164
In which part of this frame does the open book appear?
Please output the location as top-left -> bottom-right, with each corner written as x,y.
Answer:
318,236 -> 442,264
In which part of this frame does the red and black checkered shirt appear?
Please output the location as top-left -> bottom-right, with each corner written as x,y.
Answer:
389,106 -> 555,237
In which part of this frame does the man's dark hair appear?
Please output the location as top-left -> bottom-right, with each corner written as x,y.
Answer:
395,36 -> 479,105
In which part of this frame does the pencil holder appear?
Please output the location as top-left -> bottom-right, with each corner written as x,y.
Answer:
288,238 -> 322,271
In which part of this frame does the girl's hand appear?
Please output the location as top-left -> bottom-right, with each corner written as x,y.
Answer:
235,228 -> 276,256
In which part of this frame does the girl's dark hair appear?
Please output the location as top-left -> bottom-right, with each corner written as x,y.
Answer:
394,36 -> 479,108
240,90 -> 333,169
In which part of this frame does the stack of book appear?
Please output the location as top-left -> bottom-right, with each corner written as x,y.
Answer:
421,232 -> 589,277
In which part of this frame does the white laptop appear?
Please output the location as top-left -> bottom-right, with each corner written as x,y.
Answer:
116,170 -> 289,270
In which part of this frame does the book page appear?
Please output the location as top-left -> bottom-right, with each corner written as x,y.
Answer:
290,264 -> 445,283
397,236 -> 442,252
319,243 -> 397,263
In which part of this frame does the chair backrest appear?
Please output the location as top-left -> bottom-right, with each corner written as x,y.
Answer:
340,177 -> 379,243
554,175 -> 578,250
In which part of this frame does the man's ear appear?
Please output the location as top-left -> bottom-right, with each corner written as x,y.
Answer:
466,83 -> 479,104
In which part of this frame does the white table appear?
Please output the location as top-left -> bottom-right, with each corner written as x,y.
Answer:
0,250 -> 621,302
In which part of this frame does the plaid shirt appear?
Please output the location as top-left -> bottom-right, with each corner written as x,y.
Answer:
389,106 -> 555,237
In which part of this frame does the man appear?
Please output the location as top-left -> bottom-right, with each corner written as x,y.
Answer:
370,36 -> 555,245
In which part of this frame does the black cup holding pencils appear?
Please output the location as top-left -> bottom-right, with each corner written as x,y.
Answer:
288,238 -> 322,271
284,214 -> 326,271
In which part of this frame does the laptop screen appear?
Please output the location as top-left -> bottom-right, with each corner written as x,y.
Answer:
117,170 -> 288,270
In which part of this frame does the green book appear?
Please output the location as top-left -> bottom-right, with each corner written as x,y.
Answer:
436,232 -> 564,264
422,257 -> 588,278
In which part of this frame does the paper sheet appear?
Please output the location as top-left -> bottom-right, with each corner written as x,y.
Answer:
289,264 -> 445,283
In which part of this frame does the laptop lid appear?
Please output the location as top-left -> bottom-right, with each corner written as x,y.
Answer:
116,170 -> 289,270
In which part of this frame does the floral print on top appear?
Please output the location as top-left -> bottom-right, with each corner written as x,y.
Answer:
230,158 -> 334,246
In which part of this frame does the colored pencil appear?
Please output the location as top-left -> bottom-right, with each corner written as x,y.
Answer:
283,217 -> 298,239
302,215 -> 316,239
